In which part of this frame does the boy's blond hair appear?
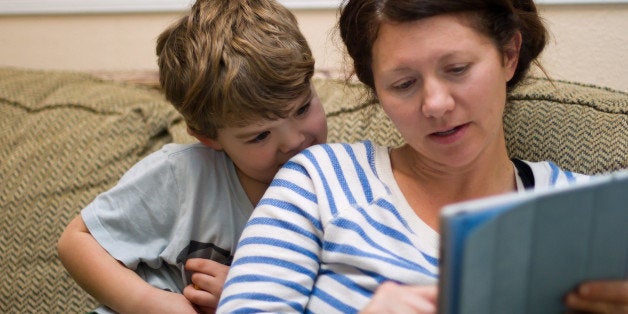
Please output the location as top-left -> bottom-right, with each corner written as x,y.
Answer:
156,0 -> 314,139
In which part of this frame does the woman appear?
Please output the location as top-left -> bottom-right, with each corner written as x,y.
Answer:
217,0 -> 628,313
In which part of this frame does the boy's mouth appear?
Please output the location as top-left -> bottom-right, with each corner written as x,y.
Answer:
276,139 -> 321,169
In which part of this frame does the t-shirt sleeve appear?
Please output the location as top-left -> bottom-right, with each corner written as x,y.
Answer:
82,149 -> 180,270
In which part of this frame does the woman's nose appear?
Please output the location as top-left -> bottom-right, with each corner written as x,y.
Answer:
421,79 -> 455,118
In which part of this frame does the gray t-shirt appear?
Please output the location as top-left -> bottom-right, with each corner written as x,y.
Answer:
82,143 -> 253,311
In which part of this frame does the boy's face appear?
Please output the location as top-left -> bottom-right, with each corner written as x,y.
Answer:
209,85 -> 327,185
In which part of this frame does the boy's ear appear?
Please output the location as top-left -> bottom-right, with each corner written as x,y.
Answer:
187,127 -> 223,151
504,31 -> 522,80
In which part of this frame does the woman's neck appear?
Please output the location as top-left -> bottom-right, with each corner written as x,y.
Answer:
390,144 -> 516,232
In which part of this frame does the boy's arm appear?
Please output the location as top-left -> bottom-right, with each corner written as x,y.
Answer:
57,215 -> 198,314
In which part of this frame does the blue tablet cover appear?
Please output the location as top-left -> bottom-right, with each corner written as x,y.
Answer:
438,171 -> 628,314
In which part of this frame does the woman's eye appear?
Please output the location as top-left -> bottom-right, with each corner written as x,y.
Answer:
296,103 -> 311,116
393,79 -> 416,90
250,131 -> 270,143
449,65 -> 469,75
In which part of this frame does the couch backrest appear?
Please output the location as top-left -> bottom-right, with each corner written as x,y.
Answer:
314,76 -> 628,175
0,67 -> 178,313
0,67 -> 625,313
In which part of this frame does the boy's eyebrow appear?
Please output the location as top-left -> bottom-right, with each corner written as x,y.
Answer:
233,124 -> 269,140
297,89 -> 314,107
284,90 -> 314,117
232,89 -> 314,140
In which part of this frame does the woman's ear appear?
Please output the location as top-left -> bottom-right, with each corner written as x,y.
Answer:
504,31 -> 523,80
187,127 -> 223,151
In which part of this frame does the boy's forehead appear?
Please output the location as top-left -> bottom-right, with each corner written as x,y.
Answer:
220,105 -> 285,133
247,85 -> 313,117
221,83 -> 313,122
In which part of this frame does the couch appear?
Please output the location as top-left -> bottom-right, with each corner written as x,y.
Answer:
1,66 -> 626,313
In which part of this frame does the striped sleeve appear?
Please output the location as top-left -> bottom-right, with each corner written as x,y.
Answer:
218,141 -> 439,313
218,143 -> 357,312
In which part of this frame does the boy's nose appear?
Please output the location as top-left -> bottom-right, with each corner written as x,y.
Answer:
421,78 -> 455,118
279,128 -> 307,155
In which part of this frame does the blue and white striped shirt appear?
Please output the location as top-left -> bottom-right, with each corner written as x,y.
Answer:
218,141 -> 588,313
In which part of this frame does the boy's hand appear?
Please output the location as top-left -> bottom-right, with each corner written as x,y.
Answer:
565,280 -> 628,313
183,258 -> 230,312
360,281 -> 437,314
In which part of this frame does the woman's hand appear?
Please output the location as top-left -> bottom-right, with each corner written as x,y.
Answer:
182,258 -> 230,313
360,281 -> 438,314
565,280 -> 628,313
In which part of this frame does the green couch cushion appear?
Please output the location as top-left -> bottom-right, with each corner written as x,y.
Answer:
0,67 -> 180,313
505,78 -> 627,174
314,77 -> 628,175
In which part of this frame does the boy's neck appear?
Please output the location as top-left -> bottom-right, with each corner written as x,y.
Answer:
234,168 -> 270,206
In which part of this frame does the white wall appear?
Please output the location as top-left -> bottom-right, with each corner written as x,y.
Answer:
0,4 -> 627,91
538,4 -> 628,91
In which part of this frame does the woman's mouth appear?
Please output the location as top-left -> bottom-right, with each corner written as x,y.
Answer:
429,123 -> 469,144
434,127 -> 460,136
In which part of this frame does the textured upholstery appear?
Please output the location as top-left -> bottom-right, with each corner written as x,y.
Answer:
0,68 -> 179,313
0,67 -> 626,313
317,77 -> 628,174
504,79 -> 628,174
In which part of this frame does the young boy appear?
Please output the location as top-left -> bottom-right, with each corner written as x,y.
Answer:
57,0 -> 327,312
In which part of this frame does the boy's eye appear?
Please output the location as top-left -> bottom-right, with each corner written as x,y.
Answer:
250,131 -> 270,143
296,103 -> 311,116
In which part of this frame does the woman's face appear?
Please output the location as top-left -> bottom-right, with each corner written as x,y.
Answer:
371,14 -> 520,169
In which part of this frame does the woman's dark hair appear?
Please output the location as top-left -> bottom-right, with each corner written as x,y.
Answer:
338,0 -> 548,92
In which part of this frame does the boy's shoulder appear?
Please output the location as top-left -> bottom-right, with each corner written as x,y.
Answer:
153,142 -> 228,161
121,142 -> 232,180
158,142 -> 215,156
